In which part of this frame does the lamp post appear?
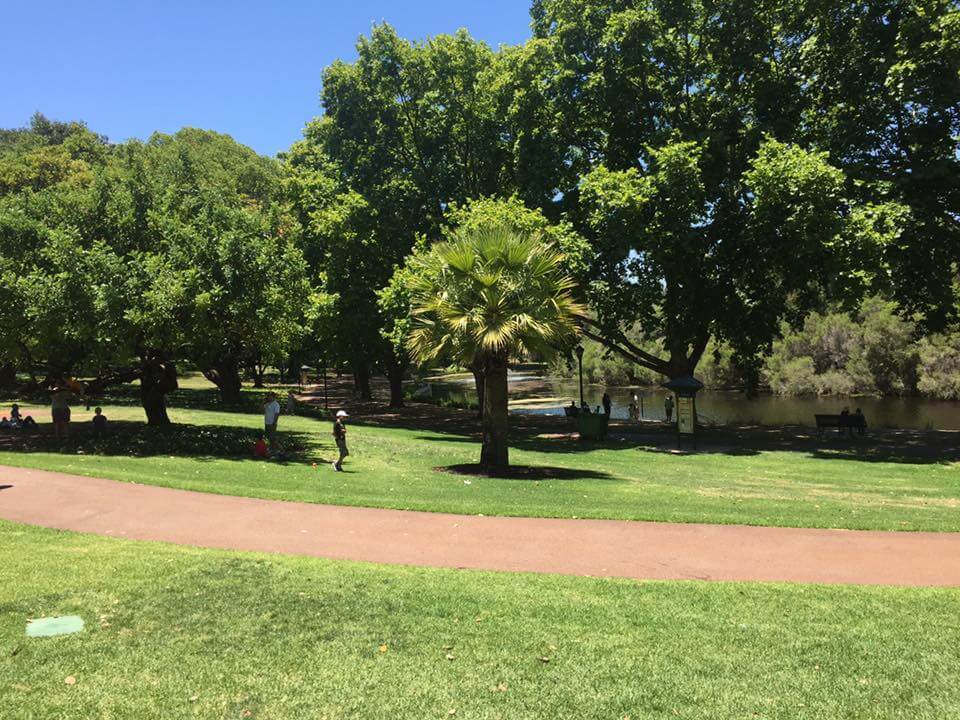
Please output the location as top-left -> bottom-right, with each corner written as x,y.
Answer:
575,344 -> 585,409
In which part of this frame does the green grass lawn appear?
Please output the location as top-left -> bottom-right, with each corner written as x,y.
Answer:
1,401 -> 959,532
2,520 -> 958,719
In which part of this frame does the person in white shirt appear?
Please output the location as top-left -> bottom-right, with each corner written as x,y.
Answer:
263,392 -> 281,448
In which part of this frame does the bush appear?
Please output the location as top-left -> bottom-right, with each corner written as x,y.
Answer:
917,334 -> 960,399
766,356 -> 818,395
762,298 -> 919,396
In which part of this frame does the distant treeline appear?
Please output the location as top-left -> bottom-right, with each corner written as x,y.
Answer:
551,298 -> 960,400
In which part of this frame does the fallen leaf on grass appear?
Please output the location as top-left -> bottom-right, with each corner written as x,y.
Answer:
379,644 -> 388,653
189,695 -> 199,702
446,653 -> 455,661
448,710 -> 456,716
496,683 -> 508,692
538,656 -> 550,663
64,676 -> 77,686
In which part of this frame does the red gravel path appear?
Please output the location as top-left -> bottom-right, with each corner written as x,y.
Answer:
2,465 -> 959,586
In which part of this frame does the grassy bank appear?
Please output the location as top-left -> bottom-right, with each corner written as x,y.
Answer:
1,521 -> 958,719
1,400 -> 958,531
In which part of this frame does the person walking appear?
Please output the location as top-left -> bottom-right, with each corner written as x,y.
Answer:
602,392 -> 612,417
263,392 -> 281,448
664,394 -> 675,423
332,410 -> 349,471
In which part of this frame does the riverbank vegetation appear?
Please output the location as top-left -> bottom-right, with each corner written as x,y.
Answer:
552,298 -> 960,400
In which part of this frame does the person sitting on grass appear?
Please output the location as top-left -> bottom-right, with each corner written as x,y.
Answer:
332,410 -> 349,472
254,435 -> 269,459
91,407 -> 108,437
11,403 -> 36,428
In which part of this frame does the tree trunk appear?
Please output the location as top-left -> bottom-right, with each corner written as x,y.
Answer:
386,356 -> 405,409
354,362 -> 372,400
140,356 -> 178,426
203,357 -> 243,404
480,354 -> 509,469
471,364 -> 485,418
0,363 -> 16,390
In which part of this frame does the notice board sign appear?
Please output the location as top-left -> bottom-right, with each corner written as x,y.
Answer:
677,396 -> 695,435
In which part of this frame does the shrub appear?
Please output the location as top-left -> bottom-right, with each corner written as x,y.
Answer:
917,334 -> 960,399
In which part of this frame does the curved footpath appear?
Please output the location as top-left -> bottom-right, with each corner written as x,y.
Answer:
2,465 -> 960,587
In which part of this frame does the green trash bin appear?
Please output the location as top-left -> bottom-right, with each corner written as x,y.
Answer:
579,413 -> 609,441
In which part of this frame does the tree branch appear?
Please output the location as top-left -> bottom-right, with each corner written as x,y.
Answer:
576,315 -> 670,374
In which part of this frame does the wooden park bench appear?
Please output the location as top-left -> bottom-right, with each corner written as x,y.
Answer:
815,413 -> 867,438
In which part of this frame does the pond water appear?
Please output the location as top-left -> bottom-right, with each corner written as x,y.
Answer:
426,373 -> 960,431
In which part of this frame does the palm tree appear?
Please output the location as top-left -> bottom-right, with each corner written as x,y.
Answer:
408,223 -> 584,469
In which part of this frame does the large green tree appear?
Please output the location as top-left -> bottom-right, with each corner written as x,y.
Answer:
0,118 -> 311,421
529,0 -> 949,381
799,0 -> 960,331
284,24 -> 555,404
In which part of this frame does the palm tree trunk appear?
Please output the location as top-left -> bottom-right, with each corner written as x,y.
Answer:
480,354 -> 509,469
471,361 -> 485,418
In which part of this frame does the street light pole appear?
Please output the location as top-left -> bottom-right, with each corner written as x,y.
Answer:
575,344 -> 585,408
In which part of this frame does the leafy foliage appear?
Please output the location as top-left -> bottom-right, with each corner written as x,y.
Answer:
407,224 -> 583,365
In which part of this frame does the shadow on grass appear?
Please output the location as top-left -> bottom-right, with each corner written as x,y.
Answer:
2,382 -> 311,417
398,415 -> 960,467
437,463 -> 615,481
0,421 -> 323,465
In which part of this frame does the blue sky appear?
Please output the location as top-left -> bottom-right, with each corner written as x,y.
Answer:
3,1 -> 533,156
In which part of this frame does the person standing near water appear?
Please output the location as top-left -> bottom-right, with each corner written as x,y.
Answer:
664,394 -> 674,423
332,410 -> 349,471
602,392 -> 612,417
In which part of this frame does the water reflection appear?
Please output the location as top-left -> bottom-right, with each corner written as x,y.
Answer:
426,373 -> 960,430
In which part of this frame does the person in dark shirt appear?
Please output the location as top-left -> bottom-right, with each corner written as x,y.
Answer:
854,408 -> 867,436
333,410 -> 350,472
602,392 -> 612,417
91,407 -> 108,437
11,403 -> 37,427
